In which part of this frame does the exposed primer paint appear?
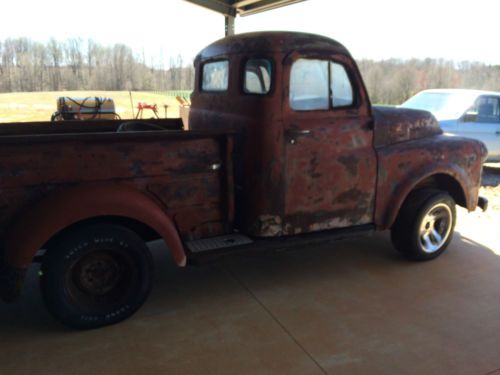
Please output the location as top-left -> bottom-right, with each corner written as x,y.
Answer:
309,218 -> 351,232
257,215 -> 283,237
308,214 -> 371,232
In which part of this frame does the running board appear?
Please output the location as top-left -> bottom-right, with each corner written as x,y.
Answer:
186,224 -> 375,264
186,234 -> 253,253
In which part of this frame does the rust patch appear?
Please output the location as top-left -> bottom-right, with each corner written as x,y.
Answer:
338,155 -> 359,176
336,188 -> 366,203
130,160 -> 145,177
308,153 -> 321,179
373,106 -> 442,147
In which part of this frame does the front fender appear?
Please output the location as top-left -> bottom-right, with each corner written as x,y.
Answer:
377,166 -> 471,230
1,184 -> 187,269
375,135 -> 482,229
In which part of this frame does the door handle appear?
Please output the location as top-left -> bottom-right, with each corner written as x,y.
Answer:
285,129 -> 312,145
288,129 -> 311,136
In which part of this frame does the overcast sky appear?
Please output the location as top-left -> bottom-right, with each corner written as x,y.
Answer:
0,0 -> 499,65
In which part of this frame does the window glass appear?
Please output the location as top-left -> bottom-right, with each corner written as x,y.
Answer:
202,61 -> 229,91
290,59 -> 329,110
244,59 -> 272,94
472,96 -> 500,123
401,92 -> 476,120
330,62 -> 353,107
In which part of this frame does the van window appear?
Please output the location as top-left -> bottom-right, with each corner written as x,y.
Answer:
202,61 -> 229,92
244,59 -> 272,94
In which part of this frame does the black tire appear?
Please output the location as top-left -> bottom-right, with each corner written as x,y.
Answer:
391,189 -> 456,261
40,224 -> 153,329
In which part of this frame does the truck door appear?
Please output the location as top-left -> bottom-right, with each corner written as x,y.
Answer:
282,56 -> 377,234
458,95 -> 500,160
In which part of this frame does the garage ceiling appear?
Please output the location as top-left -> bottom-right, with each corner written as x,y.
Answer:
184,0 -> 307,17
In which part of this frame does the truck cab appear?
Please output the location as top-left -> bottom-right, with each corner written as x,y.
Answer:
190,32 -> 486,238
190,32 -> 377,237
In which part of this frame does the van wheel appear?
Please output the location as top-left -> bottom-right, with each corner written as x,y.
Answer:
391,189 -> 456,260
40,224 -> 153,329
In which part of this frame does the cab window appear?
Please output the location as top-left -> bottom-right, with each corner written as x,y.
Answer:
290,59 -> 329,110
330,62 -> 353,108
472,96 -> 500,123
202,60 -> 229,92
289,58 -> 354,111
244,59 -> 272,95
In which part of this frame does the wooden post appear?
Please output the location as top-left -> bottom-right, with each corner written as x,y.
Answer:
129,91 -> 135,119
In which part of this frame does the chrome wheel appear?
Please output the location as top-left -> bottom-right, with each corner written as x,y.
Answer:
418,202 -> 453,253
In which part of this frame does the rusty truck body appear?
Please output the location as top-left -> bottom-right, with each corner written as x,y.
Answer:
0,32 -> 488,329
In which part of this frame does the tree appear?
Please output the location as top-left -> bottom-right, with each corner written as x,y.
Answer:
65,38 -> 84,89
48,38 -> 62,90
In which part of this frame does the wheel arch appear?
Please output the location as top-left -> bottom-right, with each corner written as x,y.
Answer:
412,173 -> 466,208
2,184 -> 187,270
43,215 -> 161,250
380,170 -> 470,230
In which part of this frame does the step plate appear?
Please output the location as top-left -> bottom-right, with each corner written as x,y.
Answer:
186,234 -> 253,253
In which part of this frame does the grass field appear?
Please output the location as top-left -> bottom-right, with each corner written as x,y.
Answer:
0,91 -> 185,123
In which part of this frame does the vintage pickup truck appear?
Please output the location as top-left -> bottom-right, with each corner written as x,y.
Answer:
0,32 -> 488,329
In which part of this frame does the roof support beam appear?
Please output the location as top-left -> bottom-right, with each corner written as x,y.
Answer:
225,15 -> 235,36
238,0 -> 305,16
185,0 -> 236,16
231,0 -> 262,7
185,0 -> 306,17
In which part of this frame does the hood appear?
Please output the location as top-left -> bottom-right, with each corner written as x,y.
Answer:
373,106 -> 442,147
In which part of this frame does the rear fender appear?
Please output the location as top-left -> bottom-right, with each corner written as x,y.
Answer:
2,184 -> 187,269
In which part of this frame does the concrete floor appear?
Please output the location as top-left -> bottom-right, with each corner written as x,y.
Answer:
1,227 -> 499,374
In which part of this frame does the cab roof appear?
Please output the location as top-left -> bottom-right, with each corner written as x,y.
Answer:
195,31 -> 350,62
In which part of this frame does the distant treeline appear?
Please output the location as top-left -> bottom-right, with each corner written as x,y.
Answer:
1,37 -> 500,104
0,38 -> 193,92
358,58 -> 500,104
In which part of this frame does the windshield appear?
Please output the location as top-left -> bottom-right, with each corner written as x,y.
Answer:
401,92 -> 475,120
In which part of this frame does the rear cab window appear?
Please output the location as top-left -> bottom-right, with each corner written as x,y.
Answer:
289,58 -> 354,111
244,59 -> 272,95
472,96 -> 500,123
202,60 -> 229,92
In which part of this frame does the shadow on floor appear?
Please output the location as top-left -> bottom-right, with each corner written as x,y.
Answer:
1,230 -> 497,334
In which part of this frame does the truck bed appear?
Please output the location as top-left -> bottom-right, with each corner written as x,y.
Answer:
0,118 -> 183,136
0,119 -> 235,241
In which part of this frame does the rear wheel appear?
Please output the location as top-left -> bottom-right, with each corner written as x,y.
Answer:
391,189 -> 456,260
40,224 -> 153,329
